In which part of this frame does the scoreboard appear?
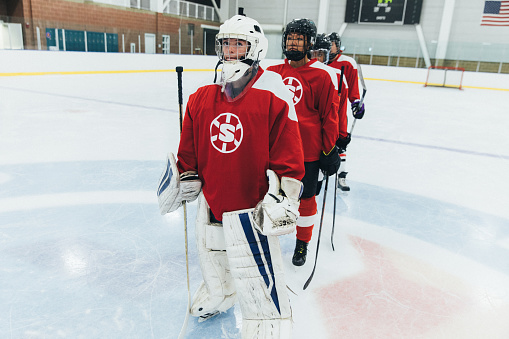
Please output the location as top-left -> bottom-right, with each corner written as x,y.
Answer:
345,0 -> 423,25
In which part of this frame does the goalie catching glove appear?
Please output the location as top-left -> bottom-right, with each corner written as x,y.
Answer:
157,152 -> 202,215
253,170 -> 303,236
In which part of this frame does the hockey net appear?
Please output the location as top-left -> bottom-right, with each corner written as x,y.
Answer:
424,66 -> 465,90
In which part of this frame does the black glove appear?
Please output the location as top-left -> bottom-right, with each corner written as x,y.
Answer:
336,133 -> 351,152
319,146 -> 340,176
351,100 -> 365,119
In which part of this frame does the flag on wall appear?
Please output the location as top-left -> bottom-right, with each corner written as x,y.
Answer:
481,1 -> 509,26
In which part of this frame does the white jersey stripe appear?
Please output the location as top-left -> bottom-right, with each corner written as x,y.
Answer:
253,69 -> 298,122
309,61 -> 339,90
296,214 -> 317,227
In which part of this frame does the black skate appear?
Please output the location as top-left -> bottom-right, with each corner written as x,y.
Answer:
292,239 -> 308,266
337,172 -> 350,192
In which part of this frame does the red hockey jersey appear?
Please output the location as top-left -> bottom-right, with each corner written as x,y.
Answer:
176,68 -> 305,221
329,65 -> 350,139
329,54 -> 360,103
267,59 -> 339,162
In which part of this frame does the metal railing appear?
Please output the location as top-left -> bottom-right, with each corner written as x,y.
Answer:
162,0 -> 218,22
92,0 -> 218,21
342,37 -> 509,73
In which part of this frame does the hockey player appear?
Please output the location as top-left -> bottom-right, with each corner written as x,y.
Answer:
268,19 -> 340,267
310,34 -> 350,195
157,14 -> 305,339
327,32 -> 366,191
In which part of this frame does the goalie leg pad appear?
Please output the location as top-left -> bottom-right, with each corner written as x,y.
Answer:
222,209 -> 292,337
191,193 -> 236,318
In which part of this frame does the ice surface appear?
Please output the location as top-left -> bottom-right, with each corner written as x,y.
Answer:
1,51 -> 509,338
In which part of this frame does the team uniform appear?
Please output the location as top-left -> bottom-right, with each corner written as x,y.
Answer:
157,15 -> 305,339
329,54 -> 360,104
328,65 -> 349,142
177,68 -> 304,220
268,58 -> 339,249
309,33 -> 349,142
327,32 -> 365,191
177,68 -> 304,337
329,54 -> 359,188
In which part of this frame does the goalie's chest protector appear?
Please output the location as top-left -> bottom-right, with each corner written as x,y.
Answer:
181,69 -> 301,221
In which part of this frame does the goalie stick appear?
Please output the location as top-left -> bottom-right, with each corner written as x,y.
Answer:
349,63 -> 367,135
303,174 -> 329,290
175,66 -> 192,339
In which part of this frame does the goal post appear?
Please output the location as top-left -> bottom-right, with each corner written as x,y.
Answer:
424,66 -> 465,90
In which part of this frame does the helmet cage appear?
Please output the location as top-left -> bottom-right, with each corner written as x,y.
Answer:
214,15 -> 267,101
310,49 -> 330,64
311,33 -> 331,64
327,32 -> 341,62
282,19 -> 317,61
215,33 -> 260,63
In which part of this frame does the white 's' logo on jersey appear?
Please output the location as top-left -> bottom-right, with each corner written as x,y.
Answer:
283,77 -> 303,105
210,113 -> 243,154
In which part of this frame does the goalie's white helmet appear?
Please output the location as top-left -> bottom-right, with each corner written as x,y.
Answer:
215,15 -> 268,101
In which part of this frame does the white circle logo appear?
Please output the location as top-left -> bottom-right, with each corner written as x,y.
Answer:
210,113 -> 243,154
283,76 -> 303,105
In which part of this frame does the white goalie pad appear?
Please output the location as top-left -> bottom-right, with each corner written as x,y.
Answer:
242,319 -> 292,339
190,193 -> 236,318
157,153 -> 181,215
222,208 -> 292,338
253,170 -> 302,236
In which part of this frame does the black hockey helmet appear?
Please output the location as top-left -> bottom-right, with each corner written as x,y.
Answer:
312,33 -> 331,51
327,32 -> 341,62
282,18 -> 317,61
310,33 -> 332,63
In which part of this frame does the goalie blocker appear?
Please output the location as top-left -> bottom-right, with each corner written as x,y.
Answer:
157,152 -> 201,214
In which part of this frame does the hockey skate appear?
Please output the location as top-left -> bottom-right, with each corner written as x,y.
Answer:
190,281 -> 237,320
292,239 -> 308,266
337,172 -> 350,192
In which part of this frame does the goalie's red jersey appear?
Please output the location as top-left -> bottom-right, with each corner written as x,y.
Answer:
267,59 -> 339,162
176,68 -> 305,221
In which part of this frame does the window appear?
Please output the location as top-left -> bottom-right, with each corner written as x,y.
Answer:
162,35 -> 170,54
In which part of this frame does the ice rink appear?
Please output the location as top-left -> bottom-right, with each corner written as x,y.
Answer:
1,50 -> 509,338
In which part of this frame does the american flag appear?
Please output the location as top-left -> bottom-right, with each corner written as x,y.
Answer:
481,1 -> 509,26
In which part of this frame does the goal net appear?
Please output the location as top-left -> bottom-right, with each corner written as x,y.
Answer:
424,66 -> 465,90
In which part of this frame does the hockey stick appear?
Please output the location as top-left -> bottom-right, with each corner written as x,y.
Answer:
357,63 -> 367,108
330,66 -> 345,252
331,173 -> 338,251
176,66 -> 191,339
303,174 -> 329,290
350,64 -> 367,135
